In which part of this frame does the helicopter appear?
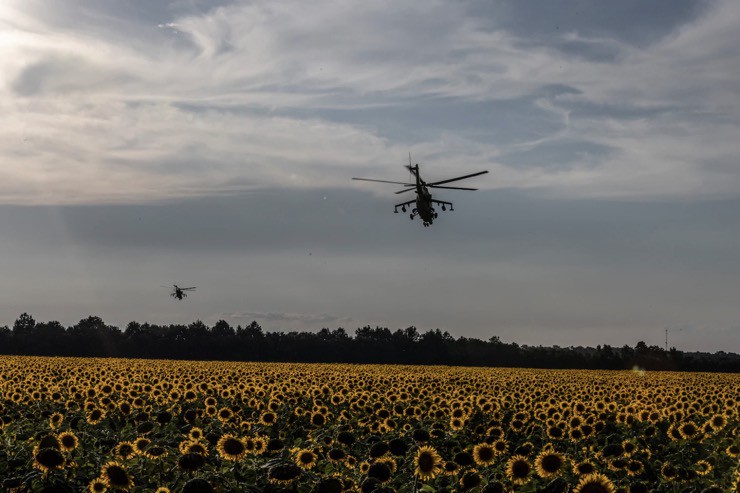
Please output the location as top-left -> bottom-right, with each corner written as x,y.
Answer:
352,156 -> 488,227
164,285 -> 196,300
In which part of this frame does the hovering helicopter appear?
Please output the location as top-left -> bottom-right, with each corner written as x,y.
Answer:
164,285 -> 196,300
353,156 -> 488,227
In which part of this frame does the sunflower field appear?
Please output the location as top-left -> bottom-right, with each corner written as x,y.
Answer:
0,356 -> 738,493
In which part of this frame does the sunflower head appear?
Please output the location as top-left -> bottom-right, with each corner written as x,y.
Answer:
506,455 -> 531,485
100,461 -> 134,491
267,462 -> 302,484
216,434 -> 247,461
179,452 -> 206,471
535,450 -> 566,478
573,473 -> 616,493
294,448 -> 318,470
115,441 -> 137,461
88,478 -> 107,493
459,470 -> 482,490
414,446 -> 443,480
473,443 -> 496,466
367,461 -> 393,483
33,447 -> 66,472
182,478 -> 215,493
58,431 -> 79,452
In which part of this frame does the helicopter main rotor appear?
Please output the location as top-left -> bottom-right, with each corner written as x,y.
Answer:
352,158 -> 488,226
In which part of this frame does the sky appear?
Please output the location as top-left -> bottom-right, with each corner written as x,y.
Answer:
1,0 -> 739,352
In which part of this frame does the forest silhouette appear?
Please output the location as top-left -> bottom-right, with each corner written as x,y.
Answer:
1,313 -> 738,372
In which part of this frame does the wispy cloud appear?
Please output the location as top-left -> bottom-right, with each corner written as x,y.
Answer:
1,0 -> 739,204
226,310 -> 353,327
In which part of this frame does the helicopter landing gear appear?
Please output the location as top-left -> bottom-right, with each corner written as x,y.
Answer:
441,205 -> 446,211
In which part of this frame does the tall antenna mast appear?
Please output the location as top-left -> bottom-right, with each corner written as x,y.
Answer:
665,327 -> 668,351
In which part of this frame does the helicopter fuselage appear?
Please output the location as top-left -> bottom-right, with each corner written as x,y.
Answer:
415,187 -> 435,224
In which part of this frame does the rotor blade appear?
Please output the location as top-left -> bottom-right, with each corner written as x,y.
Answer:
395,188 -> 416,195
353,177 -> 414,186
181,287 -> 196,290
427,170 -> 488,186
428,185 -> 478,191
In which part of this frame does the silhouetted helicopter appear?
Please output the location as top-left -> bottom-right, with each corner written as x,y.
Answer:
353,156 -> 488,227
163,285 -> 196,300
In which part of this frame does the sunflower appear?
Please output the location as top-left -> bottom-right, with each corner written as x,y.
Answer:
189,427 -> 204,441
573,473 -> 616,493
294,448 -> 318,470
58,431 -> 79,452
710,414 -> 727,430
726,444 -> 739,457
695,460 -> 712,476
38,434 -> 61,450
182,478 -> 215,493
472,443 -> 496,466
661,463 -> 678,481
100,461 -> 134,491
506,455 -> 531,485
443,461 -> 459,476
546,425 -> 565,439
49,412 -> 63,430
183,440 -> 208,455
88,478 -> 107,493
115,441 -> 137,461
253,436 -> 267,455
328,448 -> 347,463
678,421 -> 700,440
33,447 -> 66,472
260,411 -> 277,426
459,470 -> 482,490
535,450 -> 566,478
414,446 -> 443,480
145,445 -> 168,460
268,463 -> 303,485
86,407 -> 106,425
625,460 -> 644,477
133,437 -> 151,455
217,407 -> 233,423
367,461 -> 393,483
155,488 -> 171,493
178,452 -> 206,472
216,435 -> 247,461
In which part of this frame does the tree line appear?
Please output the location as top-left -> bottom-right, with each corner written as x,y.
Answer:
1,313 -> 738,372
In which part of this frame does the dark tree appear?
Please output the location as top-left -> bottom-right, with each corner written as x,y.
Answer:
1,313 -> 738,372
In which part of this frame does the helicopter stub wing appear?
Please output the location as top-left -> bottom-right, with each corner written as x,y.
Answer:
432,199 -> 453,208
393,200 -> 415,213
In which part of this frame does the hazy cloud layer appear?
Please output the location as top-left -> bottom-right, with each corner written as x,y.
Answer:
2,0 -> 740,203
1,191 -> 740,352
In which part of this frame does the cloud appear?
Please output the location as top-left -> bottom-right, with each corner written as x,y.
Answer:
1,0 -> 739,204
225,311 -> 354,327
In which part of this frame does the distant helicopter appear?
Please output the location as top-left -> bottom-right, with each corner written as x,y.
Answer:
164,285 -> 196,300
353,156 -> 488,227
